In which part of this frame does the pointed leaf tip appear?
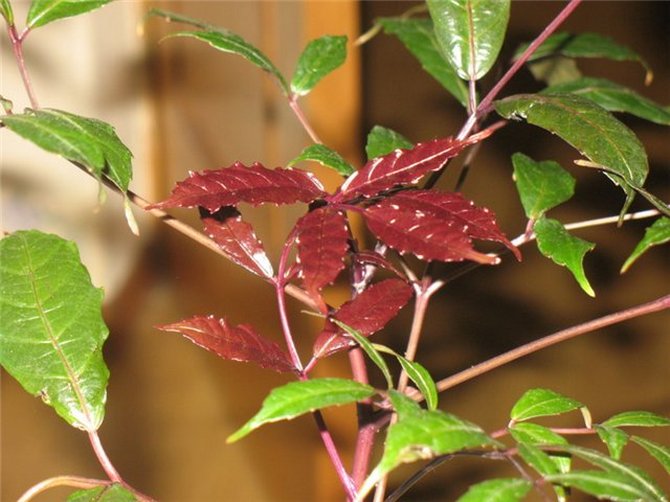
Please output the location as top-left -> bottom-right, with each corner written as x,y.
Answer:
291,35 -> 347,96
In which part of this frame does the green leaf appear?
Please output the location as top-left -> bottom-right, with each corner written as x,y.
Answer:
631,436 -> 670,476
378,17 -> 468,107
621,218 -> 670,273
332,320 -> 393,389
1,108 -> 132,192
511,153 -> 575,219
227,378 -> 375,443
455,478 -> 532,502
543,78 -> 670,126
427,0 -> 510,81
603,410 -> 670,428
27,0 -> 112,29
518,441 -> 560,476
0,231 -> 110,431
290,35 -> 347,96
559,445 -> 668,501
495,93 -> 649,215
365,125 -> 414,160
528,56 -> 582,87
534,217 -> 596,297
396,357 -> 438,411
67,484 -> 137,502
288,144 -> 354,176
510,388 -> 583,422
596,425 -> 630,460
509,423 -> 570,474
388,389 -> 423,419
1,0 -> 14,24
516,32 -> 653,85
546,470 -> 664,502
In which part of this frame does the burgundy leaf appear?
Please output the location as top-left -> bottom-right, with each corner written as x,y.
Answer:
330,127 -> 497,202
295,207 -> 349,298
201,207 -> 273,278
149,162 -> 326,212
362,190 -> 521,265
353,250 -> 407,280
313,279 -> 413,359
157,315 -> 295,373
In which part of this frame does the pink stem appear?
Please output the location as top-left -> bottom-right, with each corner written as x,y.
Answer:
313,410 -> 357,501
7,24 -> 39,109
289,95 -> 322,144
348,348 -> 377,489
88,430 -> 122,483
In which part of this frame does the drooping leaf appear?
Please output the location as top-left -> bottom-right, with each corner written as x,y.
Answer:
1,108 -> 132,191
534,217 -> 596,297
510,388 -> 583,422
621,218 -> 670,273
149,163 -> 326,212
495,93 -> 649,214
546,470 -> 663,502
515,32 -> 652,84
313,278 -> 413,358
631,436 -> 670,475
0,231 -> 109,431
27,0 -> 112,29
227,378 -> 375,443
1,0 -> 14,24
395,357 -> 438,411
596,425 -> 630,460
289,144 -> 355,176
67,484 -> 137,502
509,422 -> 570,474
378,18 -> 468,106
603,410 -> 670,428
294,207 -> 349,300
362,190 -> 520,265
517,442 -> 560,476
200,207 -> 273,278
157,315 -> 294,373
290,35 -> 347,96
365,125 -> 414,161
331,131 -> 494,202
511,153 -> 575,220
427,0 -> 510,81
455,478 -> 532,502
543,78 -> 670,126
388,389 -> 423,419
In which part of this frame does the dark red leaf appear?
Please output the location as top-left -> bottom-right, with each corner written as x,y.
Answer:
353,250 -> 407,280
330,128 -> 496,202
149,162 -> 326,211
313,279 -> 413,358
201,207 -> 274,278
295,207 -> 349,298
362,190 -> 521,264
157,315 -> 295,373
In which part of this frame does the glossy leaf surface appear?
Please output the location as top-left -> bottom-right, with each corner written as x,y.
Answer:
495,93 -> 648,212
632,436 -> 670,475
621,218 -> 670,273
363,190 -> 520,264
150,163 -> 325,212
67,484 -> 137,502
455,478 -> 532,502
596,425 -> 629,460
510,422 -> 570,474
313,279 -> 413,358
227,378 -> 375,442
27,0 -> 111,29
2,108 -> 132,191
603,410 -> 670,428
289,144 -> 354,176
396,357 -> 438,411
546,470 -> 663,502
512,153 -> 575,219
518,442 -> 560,476
510,388 -> 583,422
291,35 -> 347,96
544,77 -> 670,126
427,0 -> 510,80
365,125 -> 414,161
534,217 -> 595,297
201,207 -> 273,278
0,231 -> 109,431
378,18 -> 468,106
157,315 -> 293,373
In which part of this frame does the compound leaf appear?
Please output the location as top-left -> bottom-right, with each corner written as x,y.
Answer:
150,163 -> 326,212
27,0 -> 112,29
67,484 -> 137,502
512,153 -> 575,219
621,218 -> 670,273
0,231 -> 109,431
534,217 -> 596,297
455,478 -> 532,502
427,0 -> 510,81
631,436 -> 670,476
378,17 -> 468,106
227,378 -> 375,443
596,425 -> 630,460
157,315 -> 294,373
291,35 -> 347,96
289,144 -> 354,177
603,411 -> 670,428
365,125 -> 414,161
1,108 -> 132,192
510,388 -> 583,422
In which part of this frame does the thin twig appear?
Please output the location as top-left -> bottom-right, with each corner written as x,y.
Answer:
17,476 -> 111,502
88,430 -> 122,483
7,25 -> 39,109
289,95 -> 322,144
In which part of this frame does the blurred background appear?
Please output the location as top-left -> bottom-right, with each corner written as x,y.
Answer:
2,1 -> 668,500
